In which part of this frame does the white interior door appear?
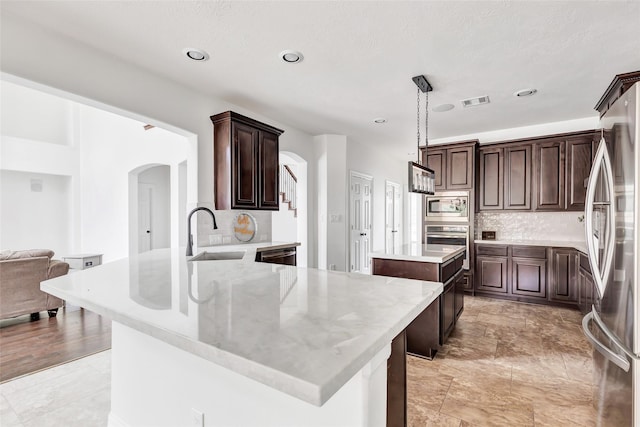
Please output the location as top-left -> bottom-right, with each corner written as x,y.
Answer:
385,181 -> 402,254
350,172 -> 372,274
138,184 -> 152,253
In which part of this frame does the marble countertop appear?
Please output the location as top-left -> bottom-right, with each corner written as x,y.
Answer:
41,247 -> 442,406
473,239 -> 587,254
370,244 -> 466,263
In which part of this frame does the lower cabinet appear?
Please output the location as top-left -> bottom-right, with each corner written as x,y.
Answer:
511,257 -> 547,299
577,253 -> 595,314
440,274 -> 457,345
549,248 -> 579,303
255,246 -> 297,265
454,271 -> 466,320
475,255 -> 508,294
475,244 -> 589,308
387,330 -> 406,427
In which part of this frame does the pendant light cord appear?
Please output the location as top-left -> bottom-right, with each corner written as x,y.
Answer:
416,87 -> 421,163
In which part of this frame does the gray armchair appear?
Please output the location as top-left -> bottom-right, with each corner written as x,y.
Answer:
0,249 -> 69,320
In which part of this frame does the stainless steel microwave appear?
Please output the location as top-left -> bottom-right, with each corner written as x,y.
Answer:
425,191 -> 469,222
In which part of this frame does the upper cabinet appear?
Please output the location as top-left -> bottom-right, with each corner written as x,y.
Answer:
504,144 -> 532,210
477,130 -> 595,212
478,147 -> 503,210
421,140 -> 477,191
211,111 -> 284,210
533,140 -> 565,211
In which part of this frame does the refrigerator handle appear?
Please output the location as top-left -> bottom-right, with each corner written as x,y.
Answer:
584,137 -> 616,299
582,310 -> 631,372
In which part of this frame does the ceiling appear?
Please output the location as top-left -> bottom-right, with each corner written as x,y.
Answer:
2,1 -> 640,158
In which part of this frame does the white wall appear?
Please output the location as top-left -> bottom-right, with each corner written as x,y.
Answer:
0,80 -> 72,146
78,106 -> 189,261
1,13 -> 318,267
0,170 -> 71,257
314,135 -> 348,271
346,141 -> 408,253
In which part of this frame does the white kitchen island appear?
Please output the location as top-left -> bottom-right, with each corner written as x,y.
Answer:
41,247 -> 442,427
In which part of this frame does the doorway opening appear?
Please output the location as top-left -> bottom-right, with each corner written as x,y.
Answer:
272,151 -> 308,267
129,163 -> 186,255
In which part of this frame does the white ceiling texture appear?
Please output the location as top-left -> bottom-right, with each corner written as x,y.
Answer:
2,1 -> 640,159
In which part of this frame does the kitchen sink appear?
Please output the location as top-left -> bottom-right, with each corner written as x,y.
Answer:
189,251 -> 246,261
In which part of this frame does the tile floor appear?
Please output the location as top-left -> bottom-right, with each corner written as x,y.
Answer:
0,296 -> 595,426
407,296 -> 596,426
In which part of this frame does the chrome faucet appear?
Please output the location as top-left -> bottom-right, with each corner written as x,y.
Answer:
186,207 -> 218,256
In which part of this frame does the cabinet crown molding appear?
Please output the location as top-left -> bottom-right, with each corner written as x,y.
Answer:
210,111 -> 284,136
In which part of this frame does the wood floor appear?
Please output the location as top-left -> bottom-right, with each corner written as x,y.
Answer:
0,306 -> 111,383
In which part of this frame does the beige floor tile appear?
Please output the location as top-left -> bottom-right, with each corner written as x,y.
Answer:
440,393 -> 535,427
562,352 -> 595,385
533,402 -> 597,427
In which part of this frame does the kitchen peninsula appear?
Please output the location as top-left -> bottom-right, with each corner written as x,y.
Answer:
41,245 -> 443,427
371,244 -> 466,359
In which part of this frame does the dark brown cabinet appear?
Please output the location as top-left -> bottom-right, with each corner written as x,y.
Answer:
424,148 -> 446,191
387,330 -> 406,427
566,136 -> 595,211
511,257 -> 547,299
440,274 -> 457,344
477,131 -> 596,212
211,111 -> 283,211
549,248 -> 579,303
475,244 -> 509,290
422,141 -> 476,191
504,145 -> 532,210
476,244 -> 547,301
255,246 -> 297,266
533,140 -> 565,211
475,244 -> 589,308
577,253 -> 595,314
372,250 -> 465,358
478,147 -> 504,211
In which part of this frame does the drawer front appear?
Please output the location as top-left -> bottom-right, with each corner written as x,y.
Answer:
511,245 -> 546,259
454,252 -> 465,271
440,257 -> 458,283
475,245 -> 508,257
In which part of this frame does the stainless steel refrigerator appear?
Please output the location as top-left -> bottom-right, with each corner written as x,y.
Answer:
582,82 -> 640,426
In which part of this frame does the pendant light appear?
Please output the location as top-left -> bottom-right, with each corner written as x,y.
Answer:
408,75 -> 436,195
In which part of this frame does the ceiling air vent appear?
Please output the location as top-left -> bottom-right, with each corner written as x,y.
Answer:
461,95 -> 490,108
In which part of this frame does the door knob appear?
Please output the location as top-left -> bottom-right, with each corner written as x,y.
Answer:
360,233 -> 367,236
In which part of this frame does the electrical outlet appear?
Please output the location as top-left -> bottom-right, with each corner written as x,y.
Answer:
191,408 -> 204,427
329,264 -> 336,270
222,236 -> 231,244
260,234 -> 267,241
209,235 -> 222,245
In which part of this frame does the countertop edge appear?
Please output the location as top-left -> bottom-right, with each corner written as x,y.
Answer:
473,239 -> 587,253
370,245 -> 466,263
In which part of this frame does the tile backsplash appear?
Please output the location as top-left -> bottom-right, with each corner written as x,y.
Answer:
196,210 -> 272,246
475,211 -> 585,241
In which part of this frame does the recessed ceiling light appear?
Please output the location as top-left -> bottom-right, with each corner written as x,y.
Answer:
182,48 -> 209,61
514,88 -> 538,97
279,50 -> 304,64
432,103 -> 455,112
373,118 -> 387,124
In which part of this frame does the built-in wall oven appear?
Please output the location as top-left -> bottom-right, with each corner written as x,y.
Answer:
425,191 -> 469,222
425,224 -> 470,270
